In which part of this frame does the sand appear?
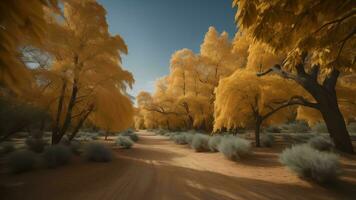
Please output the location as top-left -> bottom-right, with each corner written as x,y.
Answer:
1,130 -> 356,200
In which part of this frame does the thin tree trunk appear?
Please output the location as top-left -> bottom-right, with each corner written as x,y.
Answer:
255,117 -> 262,147
52,80 -> 67,144
54,78 -> 79,144
68,106 -> 93,141
166,120 -> 170,130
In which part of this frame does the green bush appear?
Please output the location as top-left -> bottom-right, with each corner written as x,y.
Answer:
265,125 -> 281,133
163,132 -> 173,137
0,142 -> 15,154
155,129 -> 168,135
308,136 -> 333,152
7,150 -> 38,173
312,123 -> 328,133
279,144 -> 340,183
208,135 -> 222,152
280,121 -> 310,133
43,145 -> 72,168
218,137 -> 251,160
69,140 -> 82,155
347,122 -> 356,133
173,134 -> 188,145
25,137 -> 47,153
116,136 -> 134,149
0,97 -> 49,141
261,133 -> 275,147
183,133 -> 194,145
190,134 -> 210,152
83,143 -> 112,162
121,132 -> 139,142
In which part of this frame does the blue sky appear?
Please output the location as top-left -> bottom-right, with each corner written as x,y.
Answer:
97,0 -> 237,96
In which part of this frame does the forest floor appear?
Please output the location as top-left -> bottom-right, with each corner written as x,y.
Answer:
1,130 -> 356,200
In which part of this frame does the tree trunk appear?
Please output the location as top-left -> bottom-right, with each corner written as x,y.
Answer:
166,120 -> 170,130
55,79 -> 79,144
68,106 -> 93,141
255,117 -> 262,147
292,64 -> 353,153
52,80 -> 66,144
317,92 -> 353,153
258,62 -> 354,153
299,68 -> 353,153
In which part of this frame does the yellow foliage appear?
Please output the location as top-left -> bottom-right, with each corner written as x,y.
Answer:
233,0 -> 356,71
135,27 -> 238,131
214,70 -> 303,131
0,0 -> 58,93
29,0 -> 134,133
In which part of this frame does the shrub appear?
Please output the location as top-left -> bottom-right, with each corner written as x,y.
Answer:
163,132 -> 172,137
265,125 -> 281,133
155,129 -> 168,135
218,137 -> 251,160
43,145 -> 72,168
280,121 -> 310,133
308,136 -> 333,152
279,145 -> 340,183
90,133 -> 99,140
69,140 -> 81,155
121,132 -> 139,142
191,134 -> 210,152
312,123 -> 328,133
261,133 -> 275,147
347,122 -> 356,133
83,143 -> 112,162
293,134 -> 315,143
208,135 -> 222,152
126,128 -> 134,133
0,97 -> 49,141
183,133 -> 194,145
282,133 -> 314,144
173,134 -> 187,145
60,135 -> 72,146
167,132 -> 175,140
7,150 -> 38,173
0,142 -> 15,154
116,136 -> 134,149
25,137 -> 47,153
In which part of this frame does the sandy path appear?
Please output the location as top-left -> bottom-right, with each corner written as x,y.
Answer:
1,130 -> 356,200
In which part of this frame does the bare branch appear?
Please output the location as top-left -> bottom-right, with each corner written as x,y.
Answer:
313,10 -> 356,34
257,64 -> 298,81
263,95 -> 319,120
337,27 -> 356,60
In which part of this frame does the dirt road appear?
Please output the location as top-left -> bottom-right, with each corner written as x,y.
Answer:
2,131 -> 356,200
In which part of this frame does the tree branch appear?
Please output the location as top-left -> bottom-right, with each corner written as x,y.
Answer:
263,95 -> 319,120
309,64 -> 320,82
257,64 -> 299,81
313,10 -> 356,34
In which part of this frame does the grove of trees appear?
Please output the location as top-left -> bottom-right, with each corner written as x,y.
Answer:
0,0 -> 355,154
135,1 -> 356,153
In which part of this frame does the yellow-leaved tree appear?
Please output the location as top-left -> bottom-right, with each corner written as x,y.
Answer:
214,70 -> 307,146
134,27 -> 239,131
27,0 -> 134,144
234,0 -> 356,153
